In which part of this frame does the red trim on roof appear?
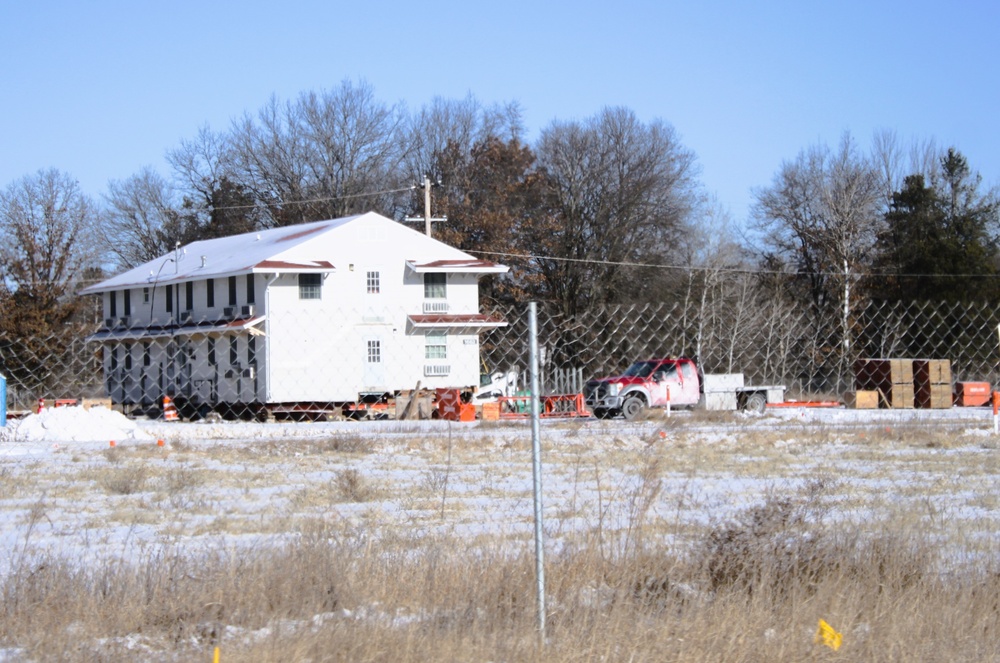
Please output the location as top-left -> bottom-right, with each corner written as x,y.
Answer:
255,260 -> 335,270
409,259 -> 502,269
408,313 -> 508,326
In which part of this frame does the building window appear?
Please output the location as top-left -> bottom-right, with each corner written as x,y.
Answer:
367,339 -> 381,364
143,287 -> 150,304
207,338 -> 216,366
166,286 -> 173,313
228,276 -> 237,306
366,271 -> 380,294
206,279 -> 215,308
109,291 -> 117,318
246,274 -> 255,304
185,281 -> 194,311
229,336 -> 238,366
424,273 -> 446,299
299,273 -> 322,300
124,290 -> 131,316
143,342 -> 151,367
425,331 -> 447,359
110,346 -> 118,372
247,335 -> 256,366
124,345 -> 133,371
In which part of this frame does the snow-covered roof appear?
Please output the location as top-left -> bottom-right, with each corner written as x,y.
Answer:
80,212 -> 507,295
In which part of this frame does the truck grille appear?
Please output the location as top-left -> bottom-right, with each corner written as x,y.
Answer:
584,380 -> 606,401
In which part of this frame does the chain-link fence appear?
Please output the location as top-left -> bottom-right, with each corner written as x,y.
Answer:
2,297 -> 1000,415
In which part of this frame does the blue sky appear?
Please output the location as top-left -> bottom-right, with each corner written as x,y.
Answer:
1,1 -> 997,224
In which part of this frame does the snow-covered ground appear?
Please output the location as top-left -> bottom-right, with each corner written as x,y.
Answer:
2,404 -> 999,576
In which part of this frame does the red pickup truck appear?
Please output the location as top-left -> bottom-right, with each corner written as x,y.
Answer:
584,357 -> 785,419
583,357 -> 701,420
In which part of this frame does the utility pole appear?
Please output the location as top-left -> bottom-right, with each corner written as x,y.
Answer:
405,176 -> 447,238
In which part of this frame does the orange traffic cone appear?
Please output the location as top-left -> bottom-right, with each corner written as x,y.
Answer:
162,396 -> 179,422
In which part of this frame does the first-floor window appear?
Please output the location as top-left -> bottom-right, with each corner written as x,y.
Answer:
366,271 -> 380,294
299,273 -> 322,299
425,331 -> 447,359
207,337 -> 216,366
229,336 -> 238,366
367,339 -> 381,363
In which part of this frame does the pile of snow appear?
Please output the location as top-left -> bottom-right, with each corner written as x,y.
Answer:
5,406 -> 152,443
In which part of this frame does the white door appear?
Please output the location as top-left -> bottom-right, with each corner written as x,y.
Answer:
363,336 -> 386,390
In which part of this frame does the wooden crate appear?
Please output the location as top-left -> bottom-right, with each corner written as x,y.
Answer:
855,358 -> 914,391
916,384 -> 952,409
913,359 -> 952,387
81,398 -> 113,411
481,401 -> 501,421
843,390 -> 879,409
884,384 -> 915,409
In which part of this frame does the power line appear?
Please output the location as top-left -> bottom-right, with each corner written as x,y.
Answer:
465,249 -> 1000,280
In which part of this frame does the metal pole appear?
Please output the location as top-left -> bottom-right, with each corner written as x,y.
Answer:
424,176 -> 432,237
528,302 -> 546,641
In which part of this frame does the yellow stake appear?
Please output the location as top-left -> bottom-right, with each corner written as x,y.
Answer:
815,619 -> 843,651
213,646 -> 220,663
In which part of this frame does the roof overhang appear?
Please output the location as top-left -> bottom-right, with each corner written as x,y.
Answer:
86,316 -> 266,342
406,259 -> 508,274
252,260 -> 335,274
407,313 -> 508,329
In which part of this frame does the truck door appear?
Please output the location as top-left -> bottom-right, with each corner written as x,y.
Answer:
650,362 -> 680,406
676,360 -> 701,405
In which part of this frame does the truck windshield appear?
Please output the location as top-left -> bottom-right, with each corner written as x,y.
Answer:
623,361 -> 657,378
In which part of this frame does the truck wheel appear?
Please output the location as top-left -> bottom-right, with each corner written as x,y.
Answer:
744,392 -> 767,414
622,395 -> 646,420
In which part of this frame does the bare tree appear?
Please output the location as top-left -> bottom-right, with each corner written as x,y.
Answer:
0,169 -> 101,387
102,167 -> 179,269
0,169 -> 100,302
404,94 -> 524,184
531,107 -> 701,315
229,80 -> 410,225
751,133 -> 882,377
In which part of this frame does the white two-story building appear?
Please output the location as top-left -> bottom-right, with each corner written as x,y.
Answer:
81,212 -> 508,418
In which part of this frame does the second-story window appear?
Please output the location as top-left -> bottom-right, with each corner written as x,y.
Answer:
424,273 -> 446,299
299,273 -> 321,300
366,271 -> 380,294
166,286 -> 173,313
124,290 -> 131,316
109,291 -> 117,318
185,282 -> 194,311
425,331 -> 447,359
207,279 -> 215,308
246,274 -> 255,304
228,276 -> 237,306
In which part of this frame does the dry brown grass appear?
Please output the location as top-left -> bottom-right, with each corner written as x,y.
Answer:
3,418 -> 1000,660
1,508 -> 998,662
